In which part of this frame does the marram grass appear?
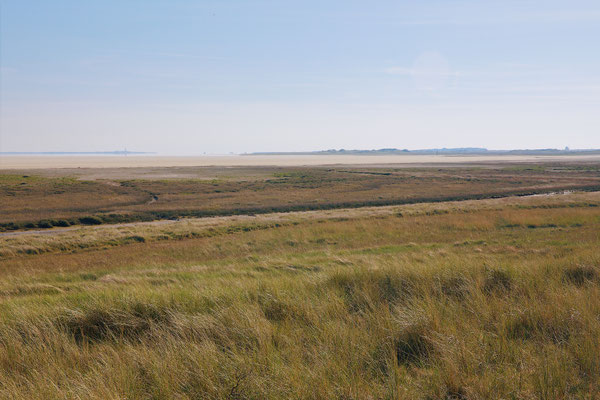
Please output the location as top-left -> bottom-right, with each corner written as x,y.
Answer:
0,193 -> 599,399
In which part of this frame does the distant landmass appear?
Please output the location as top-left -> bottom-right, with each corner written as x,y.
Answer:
249,148 -> 600,156
0,151 -> 155,155
3,148 -> 599,156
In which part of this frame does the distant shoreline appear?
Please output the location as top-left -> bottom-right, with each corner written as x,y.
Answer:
249,148 -> 600,156
3,148 -> 600,157
2,153 -> 600,169
0,151 -> 155,156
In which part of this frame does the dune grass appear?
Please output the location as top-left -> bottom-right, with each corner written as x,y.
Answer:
0,192 -> 599,398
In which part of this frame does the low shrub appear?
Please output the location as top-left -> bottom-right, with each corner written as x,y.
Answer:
78,216 -> 103,225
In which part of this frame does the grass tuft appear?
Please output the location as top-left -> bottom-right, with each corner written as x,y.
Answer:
393,313 -> 436,366
58,301 -> 172,343
483,268 -> 513,294
563,265 -> 597,286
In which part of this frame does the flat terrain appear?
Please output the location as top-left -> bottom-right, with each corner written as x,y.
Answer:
3,154 -> 600,169
2,160 -> 600,231
2,159 -> 600,399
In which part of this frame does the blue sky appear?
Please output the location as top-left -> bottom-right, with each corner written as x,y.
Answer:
1,0 -> 599,154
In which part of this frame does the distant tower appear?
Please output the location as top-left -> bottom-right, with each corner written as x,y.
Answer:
565,146 -> 570,152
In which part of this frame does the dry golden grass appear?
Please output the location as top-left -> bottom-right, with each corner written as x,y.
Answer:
1,190 -> 598,259
0,190 -> 599,398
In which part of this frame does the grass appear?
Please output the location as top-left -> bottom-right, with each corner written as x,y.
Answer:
2,163 -> 600,230
0,190 -> 599,398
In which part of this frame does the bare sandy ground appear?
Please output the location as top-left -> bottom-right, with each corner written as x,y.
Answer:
2,154 -> 600,169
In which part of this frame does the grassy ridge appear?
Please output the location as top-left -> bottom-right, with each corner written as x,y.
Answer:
2,191 -> 599,259
0,193 -> 599,398
3,184 -> 599,232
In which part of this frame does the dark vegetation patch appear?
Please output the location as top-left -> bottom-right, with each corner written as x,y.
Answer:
58,302 -> 172,343
124,235 -> 146,243
526,223 -> 558,229
504,309 -> 578,344
256,292 -> 302,322
483,268 -> 512,294
329,269 -> 417,312
36,221 -> 53,229
436,275 -> 471,300
79,273 -> 98,281
440,387 -> 469,400
393,318 -> 436,366
563,265 -> 597,286
370,315 -> 436,376
79,216 -> 103,225
453,240 -> 486,247
500,223 -> 522,228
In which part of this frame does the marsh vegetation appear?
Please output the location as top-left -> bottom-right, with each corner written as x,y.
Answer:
2,163 -> 600,231
0,178 -> 599,398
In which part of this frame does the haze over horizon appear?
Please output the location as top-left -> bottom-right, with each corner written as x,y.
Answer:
1,1 -> 599,155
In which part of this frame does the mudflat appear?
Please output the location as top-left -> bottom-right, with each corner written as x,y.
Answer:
3,153 -> 600,169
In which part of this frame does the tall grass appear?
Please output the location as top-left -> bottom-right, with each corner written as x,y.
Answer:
0,193 -> 599,398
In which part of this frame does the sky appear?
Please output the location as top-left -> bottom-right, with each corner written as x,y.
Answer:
1,0 -> 599,154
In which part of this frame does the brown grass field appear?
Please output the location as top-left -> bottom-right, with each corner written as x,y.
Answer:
1,159 -> 600,399
2,161 -> 600,231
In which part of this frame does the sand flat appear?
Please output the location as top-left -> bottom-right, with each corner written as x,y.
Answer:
2,154 -> 600,169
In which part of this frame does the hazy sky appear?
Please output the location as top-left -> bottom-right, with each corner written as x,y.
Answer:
1,0 -> 599,154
